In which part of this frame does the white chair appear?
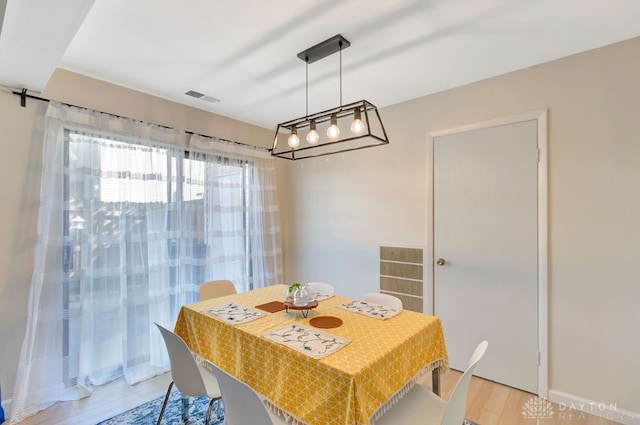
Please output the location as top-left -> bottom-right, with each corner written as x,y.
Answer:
306,282 -> 335,296
155,323 -> 222,425
363,292 -> 403,310
375,341 -> 489,425
209,361 -> 288,425
199,279 -> 237,300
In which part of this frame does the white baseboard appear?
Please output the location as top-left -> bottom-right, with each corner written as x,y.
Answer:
549,390 -> 640,425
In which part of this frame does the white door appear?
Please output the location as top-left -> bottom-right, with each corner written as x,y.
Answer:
433,119 -> 539,393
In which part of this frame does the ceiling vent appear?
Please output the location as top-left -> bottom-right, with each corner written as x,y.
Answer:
201,95 -> 220,103
185,90 -> 220,104
185,90 -> 204,98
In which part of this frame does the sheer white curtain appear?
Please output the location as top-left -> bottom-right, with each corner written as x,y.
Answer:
188,133 -> 282,291
10,103 -> 282,423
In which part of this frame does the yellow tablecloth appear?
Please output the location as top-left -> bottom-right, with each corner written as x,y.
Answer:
174,284 -> 448,425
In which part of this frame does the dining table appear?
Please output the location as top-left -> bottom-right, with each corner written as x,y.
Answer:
174,284 -> 448,425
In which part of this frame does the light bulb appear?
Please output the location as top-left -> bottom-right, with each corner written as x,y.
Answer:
306,121 -> 319,144
327,124 -> 340,140
287,127 -> 300,148
307,129 -> 319,144
327,114 -> 340,140
351,108 -> 366,134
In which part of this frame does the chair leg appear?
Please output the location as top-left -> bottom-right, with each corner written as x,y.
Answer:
156,381 -> 174,425
205,397 -> 221,425
182,395 -> 190,422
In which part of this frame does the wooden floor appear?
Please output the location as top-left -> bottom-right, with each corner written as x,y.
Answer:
14,372 -> 173,425
15,369 -> 620,425
417,370 -> 621,425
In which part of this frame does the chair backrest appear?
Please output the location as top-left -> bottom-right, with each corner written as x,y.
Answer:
155,323 -> 208,397
441,341 -> 489,425
199,280 -> 237,300
363,292 -> 403,310
209,362 -> 275,425
306,282 -> 335,296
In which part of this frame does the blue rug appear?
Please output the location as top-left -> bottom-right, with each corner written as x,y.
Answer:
96,390 -> 223,425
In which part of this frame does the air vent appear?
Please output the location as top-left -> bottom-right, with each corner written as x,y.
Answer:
185,90 -> 205,98
201,95 -> 220,103
185,90 -> 220,104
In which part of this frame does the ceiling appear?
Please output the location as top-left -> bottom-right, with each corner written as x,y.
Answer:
1,0 -> 640,129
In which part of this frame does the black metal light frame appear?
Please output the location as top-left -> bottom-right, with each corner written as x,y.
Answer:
272,99 -> 388,160
271,34 -> 389,160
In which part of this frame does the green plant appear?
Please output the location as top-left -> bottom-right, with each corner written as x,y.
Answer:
288,282 -> 301,293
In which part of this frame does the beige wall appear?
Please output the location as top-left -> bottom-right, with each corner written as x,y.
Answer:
283,36 -> 640,415
0,75 -> 280,405
42,69 -> 275,148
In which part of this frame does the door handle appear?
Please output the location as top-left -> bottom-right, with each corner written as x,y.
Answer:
436,258 -> 445,266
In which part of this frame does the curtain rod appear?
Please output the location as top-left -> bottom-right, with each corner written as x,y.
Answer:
11,88 -> 271,153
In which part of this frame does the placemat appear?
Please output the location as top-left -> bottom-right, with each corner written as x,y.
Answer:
336,300 -> 401,320
263,324 -> 351,359
201,303 -> 265,325
313,291 -> 334,301
255,300 -> 286,313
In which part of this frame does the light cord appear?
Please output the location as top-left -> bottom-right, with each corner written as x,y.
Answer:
339,41 -> 343,106
305,59 -> 309,117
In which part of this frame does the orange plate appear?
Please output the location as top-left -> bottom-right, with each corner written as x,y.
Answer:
309,316 -> 343,329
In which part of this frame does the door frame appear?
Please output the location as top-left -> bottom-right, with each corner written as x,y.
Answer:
424,109 -> 548,398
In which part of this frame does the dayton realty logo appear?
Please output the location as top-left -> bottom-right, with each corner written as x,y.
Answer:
522,397 -> 554,424
557,401 -> 636,422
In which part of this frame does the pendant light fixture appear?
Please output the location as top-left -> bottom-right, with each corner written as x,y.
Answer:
271,34 -> 389,160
